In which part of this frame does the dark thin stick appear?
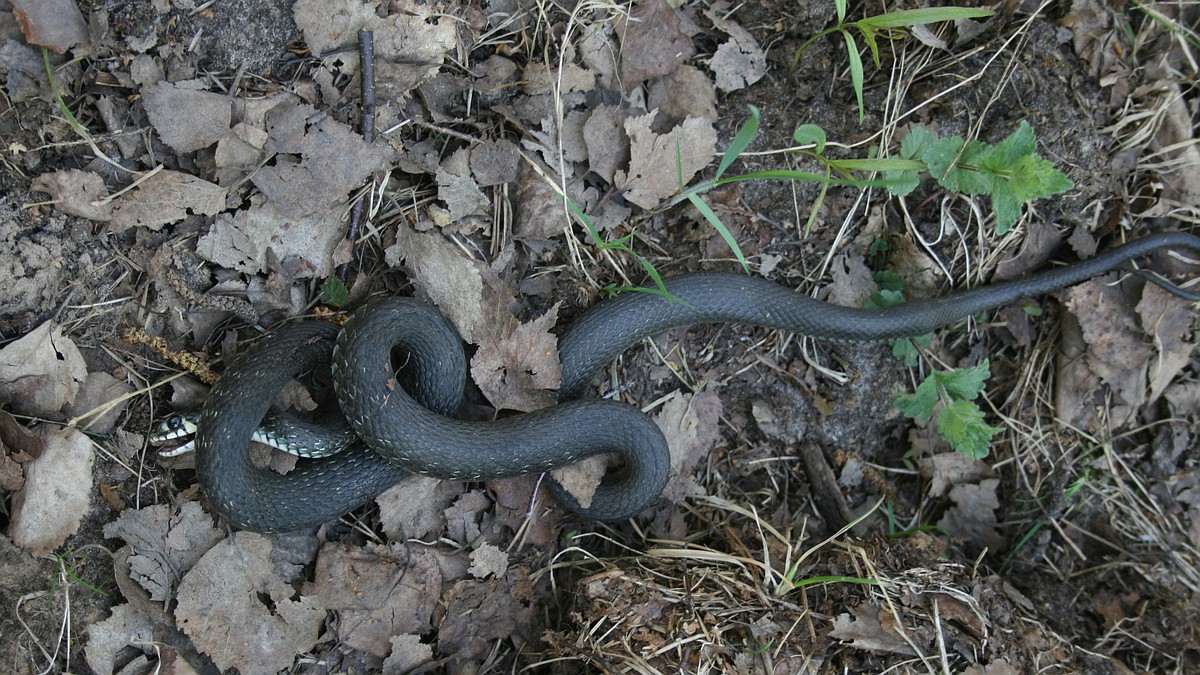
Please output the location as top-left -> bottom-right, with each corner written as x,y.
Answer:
336,29 -> 376,283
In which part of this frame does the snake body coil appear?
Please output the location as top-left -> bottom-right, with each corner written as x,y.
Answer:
196,232 -> 1200,532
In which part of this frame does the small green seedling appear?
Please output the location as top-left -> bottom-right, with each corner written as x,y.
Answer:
895,359 -> 1001,460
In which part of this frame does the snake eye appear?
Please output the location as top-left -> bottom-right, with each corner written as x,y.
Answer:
167,416 -> 182,431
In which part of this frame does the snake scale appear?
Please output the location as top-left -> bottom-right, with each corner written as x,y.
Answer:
194,232 -> 1200,532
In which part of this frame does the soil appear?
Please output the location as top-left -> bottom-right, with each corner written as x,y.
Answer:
1,0 -> 1198,673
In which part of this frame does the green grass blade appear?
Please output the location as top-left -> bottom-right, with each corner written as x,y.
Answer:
861,8 -> 993,28
792,575 -> 880,590
841,31 -> 865,123
716,105 -> 760,180
687,192 -> 749,272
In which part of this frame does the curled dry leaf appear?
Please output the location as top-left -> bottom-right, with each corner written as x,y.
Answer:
102,501 -> 224,603
8,426 -> 93,556
84,603 -> 154,675
615,112 -> 717,210
703,3 -> 767,93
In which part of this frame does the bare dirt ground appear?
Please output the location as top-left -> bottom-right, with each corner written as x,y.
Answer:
1,0 -> 1198,673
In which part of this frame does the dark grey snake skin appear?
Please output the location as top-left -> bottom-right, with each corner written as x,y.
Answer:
196,232 -> 1200,532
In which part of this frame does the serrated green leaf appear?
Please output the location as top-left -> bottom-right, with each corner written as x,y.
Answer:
793,123 -> 827,154
865,288 -> 907,309
872,270 -> 906,293
891,338 -> 921,366
716,105 -> 760,180
988,120 -> 1036,167
842,31 -> 865,123
921,136 -> 965,187
896,375 -> 940,423
1008,153 -> 1075,202
899,126 -> 936,160
320,277 -> 350,307
936,359 -> 991,400
991,181 -> 1022,234
885,170 -> 921,197
935,399 -> 1000,459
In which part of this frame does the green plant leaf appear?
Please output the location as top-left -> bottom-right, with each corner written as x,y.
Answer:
872,270 -> 905,293
858,7 -> 994,28
793,123 -> 827,154
687,192 -> 750,272
991,181 -> 1022,234
899,126 -> 936,159
320,277 -> 350,307
842,30 -> 866,123
935,399 -> 1000,460
895,376 -> 939,423
987,120 -> 1036,167
717,105 -> 760,180
921,136 -> 965,187
936,359 -> 991,401
954,140 -> 995,195
835,0 -> 847,23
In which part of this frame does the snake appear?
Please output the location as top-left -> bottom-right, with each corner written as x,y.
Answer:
190,232 -> 1200,532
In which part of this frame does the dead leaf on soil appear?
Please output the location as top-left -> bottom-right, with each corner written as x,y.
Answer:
142,80 -> 231,153
109,169 -> 225,233
175,532 -> 325,672
30,169 -> 112,221
655,387 -> 723,505
383,634 -> 435,673
102,501 -> 224,603
84,603 -> 155,675
470,303 -> 562,412
938,478 -> 1004,555
614,0 -> 697,93
303,543 -> 454,658
63,371 -> 134,433
703,3 -> 767,93
919,453 -> 994,498
10,0 -> 89,54
437,146 -> 491,230
646,65 -> 718,127
197,194 -> 346,278
1136,283 -> 1197,403
254,99 -> 393,219
376,475 -> 461,541
8,426 -> 94,556
0,321 -> 87,417
469,543 -> 508,579
437,568 -> 541,662
828,603 -> 917,655
614,112 -> 717,209
1061,279 -> 1151,424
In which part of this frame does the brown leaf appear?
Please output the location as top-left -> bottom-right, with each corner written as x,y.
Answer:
84,604 -> 154,675
703,3 -> 766,93
938,478 -> 1004,555
8,426 -> 94,556
470,304 -> 562,412
110,169 -> 226,233
175,533 -> 325,672
376,476 -> 460,541
142,81 -> 231,153
437,569 -> 541,661
102,501 -> 224,602
303,543 -> 448,657
1137,283 -> 1198,402
655,387 -> 722,504
615,112 -> 717,209
615,0 -> 696,93
0,321 -> 87,417
1063,279 -> 1151,421
197,197 -> 344,278
11,0 -> 89,54
30,169 -> 112,221
829,603 -> 917,655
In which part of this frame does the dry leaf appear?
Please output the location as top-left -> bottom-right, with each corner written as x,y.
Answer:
615,112 -> 717,209
102,501 -> 223,602
30,169 -> 112,221
84,604 -> 155,675
469,543 -> 509,579
197,195 -> 344,278
646,65 -> 718,127
304,543 -> 447,657
175,533 -> 325,672
10,0 -> 89,54
0,320 -> 88,417
376,476 -> 460,541
919,453 -> 994,498
110,169 -> 225,232
583,104 -> 629,184
470,305 -> 562,412
142,81 -> 231,153
655,387 -> 723,504
703,3 -> 767,93
938,478 -> 1004,555
1064,279 -> 1151,420
383,635 -> 435,673
615,0 -> 696,93
1136,283 -> 1197,402
8,426 -> 94,556
829,603 -> 917,655
63,371 -> 134,433
438,569 -> 540,661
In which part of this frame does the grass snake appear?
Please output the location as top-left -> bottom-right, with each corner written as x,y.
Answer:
194,232 -> 1200,532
